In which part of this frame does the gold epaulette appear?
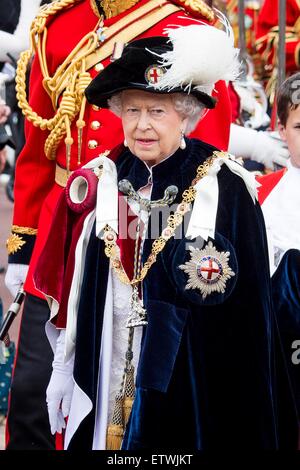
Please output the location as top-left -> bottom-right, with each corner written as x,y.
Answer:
170,0 -> 214,22
97,0 -> 140,18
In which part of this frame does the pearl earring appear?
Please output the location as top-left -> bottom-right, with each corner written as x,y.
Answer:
180,131 -> 186,150
124,138 -> 128,147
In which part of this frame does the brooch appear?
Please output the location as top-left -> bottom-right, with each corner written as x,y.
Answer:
179,241 -> 235,299
145,65 -> 166,85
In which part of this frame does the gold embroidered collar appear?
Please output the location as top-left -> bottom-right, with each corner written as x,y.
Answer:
90,0 -> 141,19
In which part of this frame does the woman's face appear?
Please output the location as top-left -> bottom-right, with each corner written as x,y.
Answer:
121,90 -> 187,166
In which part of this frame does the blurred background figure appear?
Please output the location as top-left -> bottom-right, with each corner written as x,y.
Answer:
0,0 -> 50,442
0,0 -> 51,202
256,0 -> 300,104
226,0 -> 263,54
0,101 -> 12,278
0,102 -> 12,175
0,0 -> 46,64
220,0 -> 290,172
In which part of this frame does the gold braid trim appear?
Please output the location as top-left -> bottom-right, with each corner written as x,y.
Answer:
11,225 -> 38,235
16,0 -> 96,167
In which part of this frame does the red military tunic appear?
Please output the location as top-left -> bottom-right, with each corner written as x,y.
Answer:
256,0 -> 300,76
10,0 -> 232,298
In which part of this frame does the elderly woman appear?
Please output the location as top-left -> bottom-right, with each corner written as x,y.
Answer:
34,22 -> 295,450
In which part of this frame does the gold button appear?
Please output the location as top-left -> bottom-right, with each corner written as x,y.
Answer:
94,62 -> 104,72
91,120 -> 101,130
88,139 -> 98,149
92,105 -> 101,111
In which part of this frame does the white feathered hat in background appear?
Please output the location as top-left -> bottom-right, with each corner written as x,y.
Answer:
85,11 -> 240,109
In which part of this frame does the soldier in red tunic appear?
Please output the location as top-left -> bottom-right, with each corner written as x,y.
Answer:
256,0 -> 300,101
4,0 -> 232,450
226,0 -> 262,54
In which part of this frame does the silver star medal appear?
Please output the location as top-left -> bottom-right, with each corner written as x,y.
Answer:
126,286 -> 148,328
179,241 -> 235,299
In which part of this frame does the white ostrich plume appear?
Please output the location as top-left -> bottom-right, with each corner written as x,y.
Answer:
152,12 -> 241,95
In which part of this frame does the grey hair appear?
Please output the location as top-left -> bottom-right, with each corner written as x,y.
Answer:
172,93 -> 206,134
108,91 -> 206,134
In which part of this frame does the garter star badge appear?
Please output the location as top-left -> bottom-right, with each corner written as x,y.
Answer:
179,241 -> 235,299
145,65 -> 166,85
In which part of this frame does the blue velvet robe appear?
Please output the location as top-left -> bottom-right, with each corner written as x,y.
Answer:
272,250 -> 300,422
68,138 -> 297,449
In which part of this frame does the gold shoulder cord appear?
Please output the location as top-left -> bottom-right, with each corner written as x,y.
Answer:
16,0 -> 98,171
11,225 -> 38,235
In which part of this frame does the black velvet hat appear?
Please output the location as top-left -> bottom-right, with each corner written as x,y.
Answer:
85,36 -> 217,109
85,20 -> 241,110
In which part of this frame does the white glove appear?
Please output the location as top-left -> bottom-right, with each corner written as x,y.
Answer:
4,263 -> 29,297
229,124 -> 290,170
46,329 -> 75,435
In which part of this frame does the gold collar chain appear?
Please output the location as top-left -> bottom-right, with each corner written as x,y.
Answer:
103,152 -> 219,286
91,0 -> 141,18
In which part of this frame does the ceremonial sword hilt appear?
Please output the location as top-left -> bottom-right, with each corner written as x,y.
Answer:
0,287 -> 26,346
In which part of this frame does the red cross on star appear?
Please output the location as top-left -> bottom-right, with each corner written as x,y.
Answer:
199,258 -> 221,280
149,68 -> 159,83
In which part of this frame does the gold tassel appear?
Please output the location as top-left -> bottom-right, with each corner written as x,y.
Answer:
64,115 -> 74,175
106,392 -> 124,450
123,396 -> 134,426
106,423 -> 124,450
76,96 -> 87,166
76,122 -> 84,166
123,364 -> 135,426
